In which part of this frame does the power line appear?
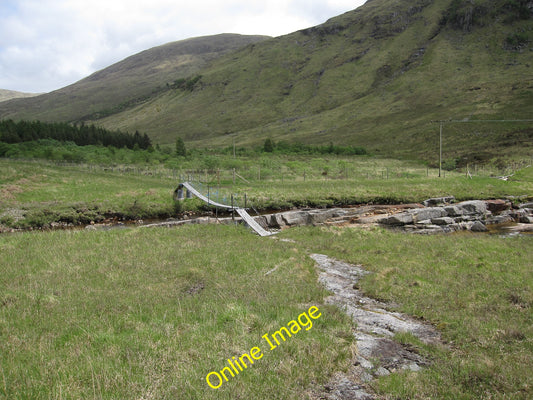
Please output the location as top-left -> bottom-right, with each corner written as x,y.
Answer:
432,119 -> 533,177
432,119 -> 533,123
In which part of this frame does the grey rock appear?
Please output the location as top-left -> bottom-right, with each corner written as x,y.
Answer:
254,216 -> 269,229
405,363 -> 422,372
357,356 -> 374,370
410,207 -> 447,222
308,209 -> 338,225
486,215 -> 514,225
431,217 -> 455,225
375,367 -> 390,377
470,221 -> 488,232
423,196 -> 455,207
519,216 -> 533,224
457,200 -> 487,215
268,213 -> 286,228
281,211 -> 309,226
444,206 -> 464,217
381,213 -> 414,225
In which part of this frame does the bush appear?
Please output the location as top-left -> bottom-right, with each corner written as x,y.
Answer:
505,32 -> 530,49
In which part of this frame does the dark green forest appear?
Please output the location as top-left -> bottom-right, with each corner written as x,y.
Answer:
0,119 -> 151,149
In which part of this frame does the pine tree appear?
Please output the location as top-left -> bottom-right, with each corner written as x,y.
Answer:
175,137 -> 186,156
263,138 -> 274,153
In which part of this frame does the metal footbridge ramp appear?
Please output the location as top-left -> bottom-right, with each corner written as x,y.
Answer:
175,182 -> 276,237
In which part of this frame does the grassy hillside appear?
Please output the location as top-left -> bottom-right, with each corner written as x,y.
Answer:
0,89 -> 41,102
93,0 -> 532,161
0,34 -> 269,122
1,0 -> 531,162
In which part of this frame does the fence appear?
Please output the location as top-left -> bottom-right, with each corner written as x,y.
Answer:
9,156 -> 532,184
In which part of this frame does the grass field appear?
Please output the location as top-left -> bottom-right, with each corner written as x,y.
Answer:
0,222 -> 531,399
289,227 -> 533,399
1,153 -> 532,398
0,225 -> 354,399
1,157 -> 531,229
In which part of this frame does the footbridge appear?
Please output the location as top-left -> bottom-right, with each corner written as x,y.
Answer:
174,182 -> 276,237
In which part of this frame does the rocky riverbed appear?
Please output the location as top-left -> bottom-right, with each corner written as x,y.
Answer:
135,196 -> 533,236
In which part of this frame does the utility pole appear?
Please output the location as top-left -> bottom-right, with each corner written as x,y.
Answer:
439,122 -> 443,178
433,119 -> 533,178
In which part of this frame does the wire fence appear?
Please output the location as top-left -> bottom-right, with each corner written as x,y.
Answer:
8,156 -> 532,184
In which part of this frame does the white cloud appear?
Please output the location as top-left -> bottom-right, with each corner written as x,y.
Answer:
0,0 -> 366,93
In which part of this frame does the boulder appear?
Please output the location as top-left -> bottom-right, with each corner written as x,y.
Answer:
444,205 -> 464,217
486,215 -> 514,225
470,221 -> 488,232
423,196 -> 455,207
281,211 -> 309,226
268,213 -> 286,229
485,200 -> 511,214
381,213 -> 414,225
410,207 -> 447,222
308,209 -> 337,225
519,216 -> 533,224
457,200 -> 487,215
431,217 -> 455,226
254,216 -> 270,229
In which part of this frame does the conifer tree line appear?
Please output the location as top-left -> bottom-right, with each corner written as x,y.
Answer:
0,119 -> 152,150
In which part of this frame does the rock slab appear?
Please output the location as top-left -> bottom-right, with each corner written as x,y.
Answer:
308,254 -> 442,399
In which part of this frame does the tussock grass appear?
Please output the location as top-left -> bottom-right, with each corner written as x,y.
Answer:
2,158 -> 531,229
287,226 -> 533,399
0,225 -> 353,399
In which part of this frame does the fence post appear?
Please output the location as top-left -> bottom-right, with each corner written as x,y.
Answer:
231,195 -> 235,223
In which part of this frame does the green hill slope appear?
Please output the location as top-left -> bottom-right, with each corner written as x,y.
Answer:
94,0 -> 532,161
0,34 -> 270,122
1,0 -> 532,162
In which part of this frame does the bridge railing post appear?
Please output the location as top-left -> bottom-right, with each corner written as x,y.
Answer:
231,194 -> 235,223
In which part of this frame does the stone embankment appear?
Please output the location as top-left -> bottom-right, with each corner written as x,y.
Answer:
132,197 -> 533,235
252,196 -> 533,234
378,197 -> 533,234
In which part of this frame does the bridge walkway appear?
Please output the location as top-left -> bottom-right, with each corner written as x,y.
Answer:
176,182 -> 276,237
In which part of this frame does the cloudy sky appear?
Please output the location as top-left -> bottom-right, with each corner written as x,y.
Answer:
0,0 -> 366,93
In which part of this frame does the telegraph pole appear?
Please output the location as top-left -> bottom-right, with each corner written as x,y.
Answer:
439,122 -> 443,178
433,119 -> 533,178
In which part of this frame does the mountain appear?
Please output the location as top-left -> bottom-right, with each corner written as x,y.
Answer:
0,34 -> 270,122
0,89 -> 41,103
1,0 -> 532,162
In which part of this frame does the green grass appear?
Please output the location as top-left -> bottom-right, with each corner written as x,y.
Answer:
0,160 -> 180,228
0,225 -> 353,399
1,158 -> 531,229
287,226 -> 533,399
1,218 -> 531,398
